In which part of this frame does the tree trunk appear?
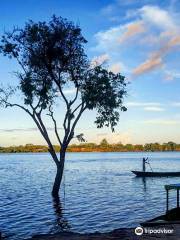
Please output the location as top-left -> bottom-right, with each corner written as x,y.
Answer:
52,150 -> 65,197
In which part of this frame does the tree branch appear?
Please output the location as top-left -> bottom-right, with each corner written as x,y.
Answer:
34,111 -> 59,166
43,60 -> 69,107
3,99 -> 60,166
47,105 -> 62,146
3,101 -> 32,116
66,103 -> 87,145
71,87 -> 79,105
72,102 -> 84,115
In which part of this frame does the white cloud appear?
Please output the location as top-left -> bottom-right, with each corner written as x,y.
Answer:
91,54 -> 127,74
127,101 -> 180,110
126,102 -> 165,112
109,62 -> 125,73
143,119 -> 180,125
94,20 -> 146,51
91,54 -> 109,66
132,6 -> 180,76
94,4 -> 180,78
126,102 -> 163,107
139,5 -> 176,30
143,106 -> 165,112
94,25 -> 124,52
118,21 -> 146,43
63,88 -> 76,95
109,63 -> 120,74
95,5 -> 178,50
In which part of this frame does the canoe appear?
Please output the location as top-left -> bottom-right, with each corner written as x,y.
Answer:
132,170 -> 180,177
141,207 -> 180,226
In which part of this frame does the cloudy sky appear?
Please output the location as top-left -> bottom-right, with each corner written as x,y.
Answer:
0,0 -> 180,146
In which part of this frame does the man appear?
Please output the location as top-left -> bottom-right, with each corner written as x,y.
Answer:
142,157 -> 148,172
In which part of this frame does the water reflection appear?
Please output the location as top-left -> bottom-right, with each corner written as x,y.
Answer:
133,176 -> 147,192
133,176 -> 159,193
142,177 -> 147,192
51,196 -> 71,233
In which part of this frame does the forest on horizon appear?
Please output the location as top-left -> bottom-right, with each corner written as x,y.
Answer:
0,139 -> 180,153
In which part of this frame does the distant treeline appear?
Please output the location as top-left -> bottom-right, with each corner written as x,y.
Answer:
0,139 -> 180,153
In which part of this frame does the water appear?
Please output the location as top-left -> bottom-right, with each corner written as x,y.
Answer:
0,152 -> 180,239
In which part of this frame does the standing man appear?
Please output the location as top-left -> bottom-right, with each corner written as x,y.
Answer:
142,157 -> 148,172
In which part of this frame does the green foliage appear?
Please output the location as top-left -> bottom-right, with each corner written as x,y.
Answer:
0,15 -> 88,109
100,138 -> 109,147
0,15 -> 127,132
1,142 -> 180,153
81,66 -> 127,131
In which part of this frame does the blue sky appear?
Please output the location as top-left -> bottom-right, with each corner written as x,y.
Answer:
0,0 -> 180,146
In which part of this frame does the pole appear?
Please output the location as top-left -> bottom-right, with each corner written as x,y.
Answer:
177,190 -> 179,208
166,189 -> 169,213
143,158 -> 146,172
148,162 -> 153,172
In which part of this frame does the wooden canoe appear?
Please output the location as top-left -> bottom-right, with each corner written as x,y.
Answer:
141,208 -> 180,226
132,170 -> 180,177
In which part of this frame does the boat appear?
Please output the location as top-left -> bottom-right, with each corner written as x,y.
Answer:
132,170 -> 180,177
141,207 -> 180,226
142,184 -> 180,226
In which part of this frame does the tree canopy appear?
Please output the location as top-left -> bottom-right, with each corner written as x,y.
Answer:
0,16 -> 127,133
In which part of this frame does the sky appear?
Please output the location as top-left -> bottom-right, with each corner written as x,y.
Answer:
0,0 -> 180,146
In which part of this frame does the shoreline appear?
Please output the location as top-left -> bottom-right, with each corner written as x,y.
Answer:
29,228 -> 144,240
29,228 -> 136,240
0,150 -> 180,154
29,225 -> 180,240
1,142 -> 179,153
1,224 -> 180,239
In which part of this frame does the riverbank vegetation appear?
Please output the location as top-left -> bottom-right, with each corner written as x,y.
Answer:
0,139 -> 180,153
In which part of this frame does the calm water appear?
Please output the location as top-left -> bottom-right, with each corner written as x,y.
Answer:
1,152 -> 180,239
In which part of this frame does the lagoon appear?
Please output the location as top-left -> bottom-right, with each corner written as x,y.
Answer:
1,152 -> 180,239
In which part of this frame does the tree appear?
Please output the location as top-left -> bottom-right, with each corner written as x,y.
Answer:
100,138 -> 109,147
0,16 -> 127,197
125,144 -> 133,151
167,141 -> 176,151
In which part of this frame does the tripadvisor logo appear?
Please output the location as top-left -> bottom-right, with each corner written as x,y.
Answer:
135,226 -> 144,235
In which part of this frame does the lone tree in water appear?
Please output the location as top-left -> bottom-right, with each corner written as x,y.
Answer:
0,16 -> 127,197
